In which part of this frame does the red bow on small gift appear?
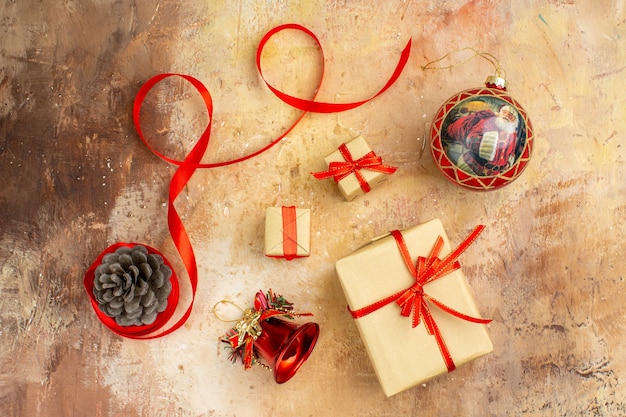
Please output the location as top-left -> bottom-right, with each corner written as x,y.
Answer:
312,143 -> 397,193
349,225 -> 491,372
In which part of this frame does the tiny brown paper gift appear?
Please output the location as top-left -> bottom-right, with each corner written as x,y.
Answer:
265,206 -> 311,260
315,136 -> 396,201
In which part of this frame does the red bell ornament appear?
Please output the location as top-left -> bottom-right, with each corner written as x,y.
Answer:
220,290 -> 320,384
253,318 -> 319,383
429,72 -> 533,191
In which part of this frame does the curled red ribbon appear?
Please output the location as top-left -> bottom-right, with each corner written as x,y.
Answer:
95,24 -> 411,338
349,225 -> 491,372
311,143 -> 397,193
257,24 -> 413,113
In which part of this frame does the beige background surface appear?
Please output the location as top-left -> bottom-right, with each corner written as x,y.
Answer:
1,1 -> 625,416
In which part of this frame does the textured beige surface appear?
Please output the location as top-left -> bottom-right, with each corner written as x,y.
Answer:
2,0 -> 626,416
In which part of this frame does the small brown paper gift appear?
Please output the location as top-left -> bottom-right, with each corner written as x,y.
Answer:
312,136 -> 397,201
265,206 -> 311,260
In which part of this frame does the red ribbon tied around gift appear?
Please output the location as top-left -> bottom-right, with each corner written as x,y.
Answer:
349,225 -> 491,372
282,206 -> 299,260
227,290 -> 312,369
311,144 -> 397,193
100,24 -> 411,338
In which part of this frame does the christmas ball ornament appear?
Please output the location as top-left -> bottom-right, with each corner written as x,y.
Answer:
93,244 -> 173,326
428,59 -> 533,190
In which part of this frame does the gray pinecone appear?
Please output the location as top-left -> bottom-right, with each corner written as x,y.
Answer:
93,245 -> 172,326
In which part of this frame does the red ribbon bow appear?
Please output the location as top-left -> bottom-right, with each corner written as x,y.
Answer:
226,290 -> 312,369
312,143 -> 397,193
349,225 -> 491,372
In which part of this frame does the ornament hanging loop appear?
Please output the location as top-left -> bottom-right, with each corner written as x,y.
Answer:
422,47 -> 507,84
212,299 -> 247,323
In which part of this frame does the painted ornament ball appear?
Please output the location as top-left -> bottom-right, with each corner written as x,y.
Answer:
430,77 -> 533,191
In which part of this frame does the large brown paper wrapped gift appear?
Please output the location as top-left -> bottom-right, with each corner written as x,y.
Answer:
323,136 -> 393,201
335,218 -> 492,396
265,206 -> 311,260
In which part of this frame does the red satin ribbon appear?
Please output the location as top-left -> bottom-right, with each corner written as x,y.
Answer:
257,24 -> 413,113
349,226 -> 491,372
108,24 -> 411,338
282,206 -> 298,260
312,144 -> 397,193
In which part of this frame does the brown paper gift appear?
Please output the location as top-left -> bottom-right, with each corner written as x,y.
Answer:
335,218 -> 492,396
314,136 -> 396,201
264,206 -> 311,260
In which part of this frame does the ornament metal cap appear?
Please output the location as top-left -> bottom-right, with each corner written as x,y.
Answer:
485,75 -> 507,90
